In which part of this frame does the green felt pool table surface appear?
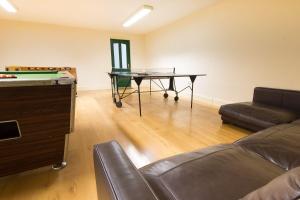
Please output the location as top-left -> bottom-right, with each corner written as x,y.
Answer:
0,71 -> 65,80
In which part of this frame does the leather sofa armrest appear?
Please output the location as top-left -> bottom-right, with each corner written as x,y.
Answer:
93,141 -> 159,200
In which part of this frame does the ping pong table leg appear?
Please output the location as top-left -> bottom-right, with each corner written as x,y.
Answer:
173,78 -> 179,102
191,83 -> 194,108
138,85 -> 142,116
190,75 -> 197,109
110,75 -> 115,102
150,78 -> 152,96
134,77 -> 144,116
115,76 -> 123,108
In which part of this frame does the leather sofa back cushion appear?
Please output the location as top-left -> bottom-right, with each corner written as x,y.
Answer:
236,124 -> 300,170
253,87 -> 283,107
140,145 -> 284,200
253,87 -> 300,113
282,90 -> 300,113
240,167 -> 300,200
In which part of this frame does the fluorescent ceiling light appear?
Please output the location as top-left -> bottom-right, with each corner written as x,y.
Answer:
0,0 -> 17,13
123,5 -> 153,28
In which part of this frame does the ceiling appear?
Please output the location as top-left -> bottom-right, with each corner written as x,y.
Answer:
0,0 -> 218,34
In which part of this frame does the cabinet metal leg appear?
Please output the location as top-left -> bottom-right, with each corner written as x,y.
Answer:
52,134 -> 69,170
52,162 -> 67,170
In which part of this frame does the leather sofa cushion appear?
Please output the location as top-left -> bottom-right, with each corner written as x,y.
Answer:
219,102 -> 299,128
236,124 -> 300,170
240,167 -> 300,200
140,145 -> 284,200
221,114 -> 266,132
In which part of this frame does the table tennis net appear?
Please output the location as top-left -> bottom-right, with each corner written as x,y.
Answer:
130,67 -> 175,75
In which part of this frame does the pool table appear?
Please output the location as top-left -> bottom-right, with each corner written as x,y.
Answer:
0,71 -> 76,177
5,66 -> 78,81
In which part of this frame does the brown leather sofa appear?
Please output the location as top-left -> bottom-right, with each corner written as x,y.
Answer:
219,87 -> 300,131
93,120 -> 300,200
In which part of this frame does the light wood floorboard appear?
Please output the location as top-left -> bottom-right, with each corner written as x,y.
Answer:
0,90 -> 249,200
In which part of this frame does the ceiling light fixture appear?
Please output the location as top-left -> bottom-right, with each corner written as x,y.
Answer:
0,0 -> 17,13
123,5 -> 153,28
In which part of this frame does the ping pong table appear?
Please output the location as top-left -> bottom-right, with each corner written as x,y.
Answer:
108,68 -> 206,116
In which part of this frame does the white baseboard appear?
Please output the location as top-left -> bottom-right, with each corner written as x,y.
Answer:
77,86 -> 109,91
78,87 -> 231,108
192,93 -> 231,108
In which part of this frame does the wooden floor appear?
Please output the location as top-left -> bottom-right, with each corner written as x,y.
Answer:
0,90 -> 249,200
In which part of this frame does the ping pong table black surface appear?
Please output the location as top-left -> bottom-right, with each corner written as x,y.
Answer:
108,71 -> 206,116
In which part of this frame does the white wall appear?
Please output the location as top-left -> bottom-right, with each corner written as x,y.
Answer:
1,0 -> 300,101
145,0 -> 300,105
0,20 -> 146,90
